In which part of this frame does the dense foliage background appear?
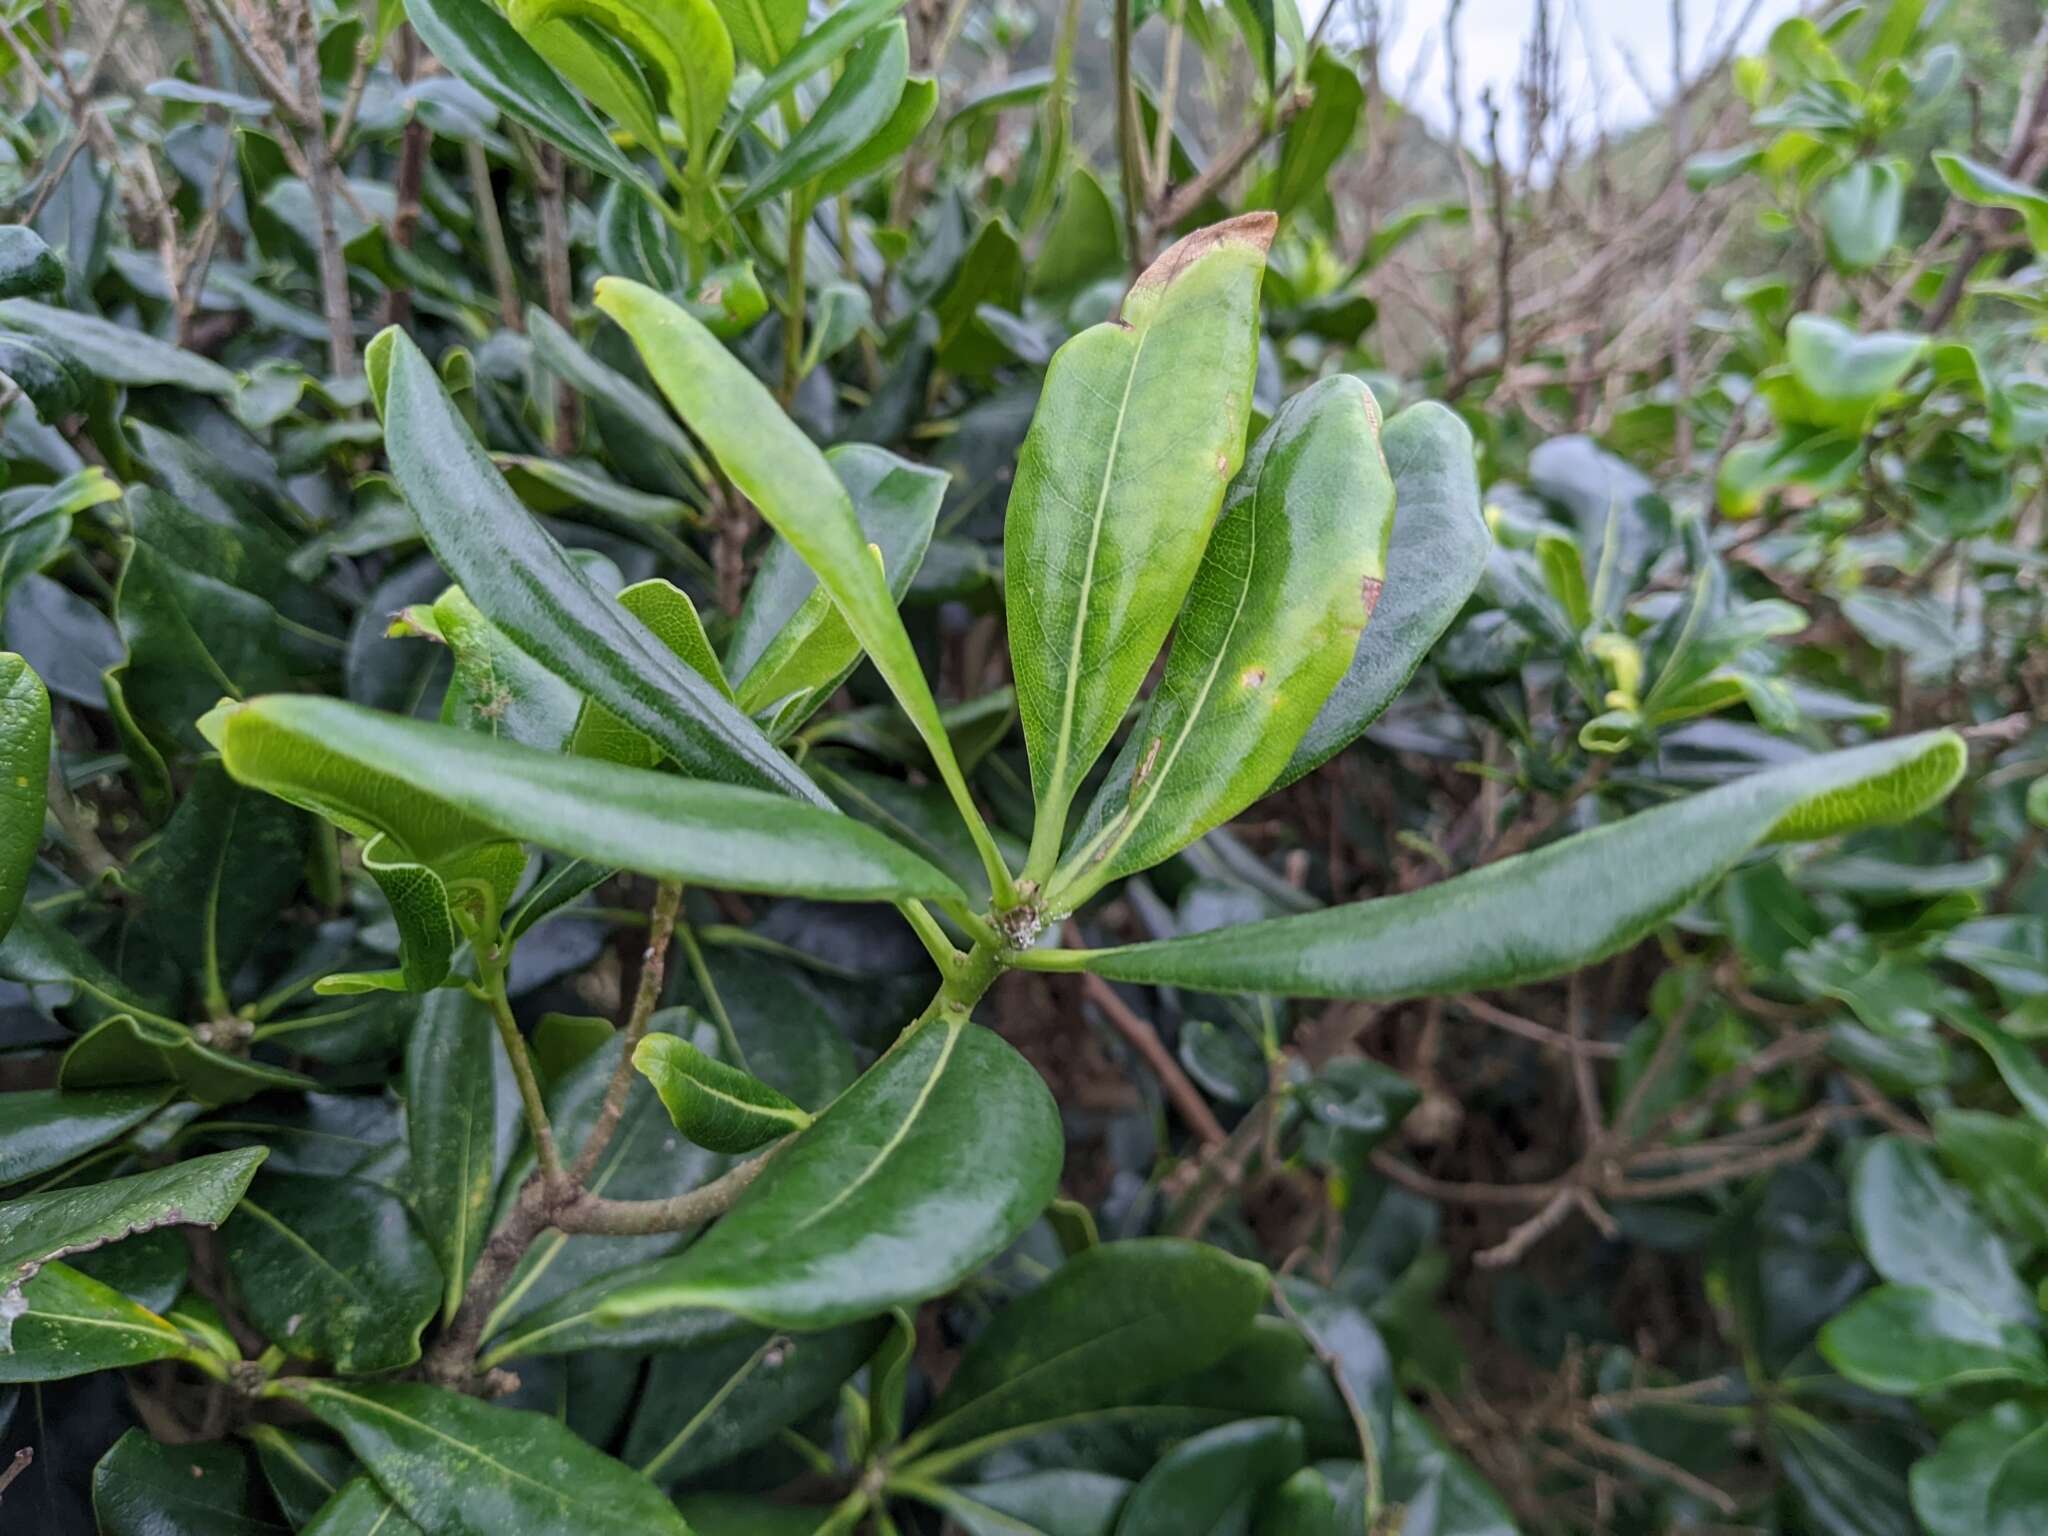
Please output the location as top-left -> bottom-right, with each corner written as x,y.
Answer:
0,0 -> 2043,1531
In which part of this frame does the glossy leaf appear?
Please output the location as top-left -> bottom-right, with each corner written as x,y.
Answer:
510,0 -> 732,170
908,1473 -> 1132,1536
60,1011 -> 317,1104
0,1146 -> 265,1348
222,1172 -> 440,1373
392,585 -> 582,750
1821,1284 -> 2048,1394
281,1379 -> 690,1536
1913,1405 -> 2044,1536
1933,151 -> 2048,251
0,1261 -> 192,1382
740,22 -> 909,209
403,0 -> 654,188
1280,403 -> 1486,785
1056,376 -> 1393,906
815,74 -> 936,198
92,1432 -> 278,1536
904,1239 -> 1269,1470
206,694 -> 966,906
1003,214 -> 1275,865
496,1016 -> 1061,1350
1,654 -> 50,943
304,1477 -> 426,1536
407,992 -> 511,1325
1112,1417 -> 1305,1536
1784,313 -> 1928,429
634,1033 -> 812,1153
1070,731 -> 1963,997
1819,159 -> 1906,271
706,0 -> 803,65
1849,1135 -> 2035,1325
0,1085 -> 169,1187
367,325 -> 824,804
1988,1424 -> 2048,1536
593,279 -> 998,880
0,298 -> 236,393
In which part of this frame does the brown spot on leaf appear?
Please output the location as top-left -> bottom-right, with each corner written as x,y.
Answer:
1241,666 -> 1268,689
1360,575 -> 1384,619
1130,212 -> 1279,297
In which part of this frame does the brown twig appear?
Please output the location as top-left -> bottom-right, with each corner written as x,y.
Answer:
1076,968 -> 1227,1149
569,880 -> 683,1184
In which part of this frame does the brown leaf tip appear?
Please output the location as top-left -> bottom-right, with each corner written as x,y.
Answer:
1132,211 -> 1280,295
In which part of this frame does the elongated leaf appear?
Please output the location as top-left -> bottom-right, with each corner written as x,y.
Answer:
1057,377 -> 1392,906
1281,404 -> 1485,785
0,299 -> 236,393
740,22 -> 908,209
511,13 -> 664,157
1933,151 -> 2048,251
61,1011 -> 317,1104
206,695 -> 965,905
815,74 -> 936,198
0,653 -> 49,942
634,1034 -> 812,1152
304,1477 -> 426,1536
903,1239 -> 1269,1470
1002,215 -> 1274,865
393,586 -> 582,750
404,0 -> 653,188
281,1379 -> 690,1536
492,1016 -> 1061,1353
0,1145 -> 265,1347
0,1086 -> 169,1187
1068,731 -> 1963,996
0,1261 -> 191,1381
707,0 -> 804,66
510,0 -> 733,169
593,280 -> 996,875
406,987 -> 509,1320
1820,1284 -> 2048,1395
366,326 -> 824,804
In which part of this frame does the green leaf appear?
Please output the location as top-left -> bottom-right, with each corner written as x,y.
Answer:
0,1146 -> 265,1349
206,695 -> 966,906
393,585 -> 583,750
510,0 -> 733,170
1067,731 -> 1963,997
1913,1405 -> 2044,1536
1988,1424 -> 2048,1536
0,653 -> 49,943
625,1316 -> 887,1483
1771,1408 -> 1916,1536
367,323 -> 822,804
1032,167 -> 1125,299
906,1473 -> 1132,1536
1257,1470 -> 1339,1536
490,1015 -> 1060,1354
1265,52 -> 1362,220
1001,214 -> 1275,870
280,1379 -> 690,1536
403,0 -> 655,189
717,0 -> 905,151
901,1238 -> 1269,1473
1850,1135 -> 2035,1325
573,578 -> 735,768
724,443 -> 944,732
93,1431 -> 281,1536
304,1476 -> 427,1536
0,225 -> 63,299
677,1495 -> 833,1534
0,330 -> 87,417
1819,159 -> 1906,272
60,1011 -> 317,1104
0,298 -> 236,393
814,74 -> 936,198
739,22 -> 909,209
593,279 -> 1002,886
508,12 -> 664,160
1933,151 -> 2048,251
1112,1417 -> 1306,1535
0,1261 -> 192,1382
1277,406 -> 1484,784
634,1034 -> 813,1152
222,1171 -> 440,1373
0,1085 -> 169,1186
405,988 -> 510,1321
1784,313 -> 1928,429
1821,1284 -> 2048,1395
705,0 -> 804,66
1054,376 -> 1393,907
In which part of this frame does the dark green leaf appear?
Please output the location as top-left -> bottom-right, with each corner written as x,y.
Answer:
740,22 -> 909,209
1069,732 -> 1963,996
92,1431 -> 281,1536
281,1379 -> 690,1536
0,225 -> 63,299
1112,1417 -> 1305,1536
1820,1284 -> 2048,1394
303,1476 -> 427,1536
1,654 -> 50,943
0,1261 -> 192,1382
1850,1135 -> 2034,1325
0,1085 -> 168,1187
405,987 -> 511,1320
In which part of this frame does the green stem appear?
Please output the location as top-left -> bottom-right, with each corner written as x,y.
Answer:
679,918 -> 751,1074
476,941 -> 562,1185
781,187 -> 812,403
1003,944 -> 1094,973
897,898 -> 960,970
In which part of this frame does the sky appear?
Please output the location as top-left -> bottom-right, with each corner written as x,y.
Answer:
1317,0 -> 1804,155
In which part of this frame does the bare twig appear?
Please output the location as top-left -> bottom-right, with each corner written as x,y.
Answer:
569,880 -> 683,1184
